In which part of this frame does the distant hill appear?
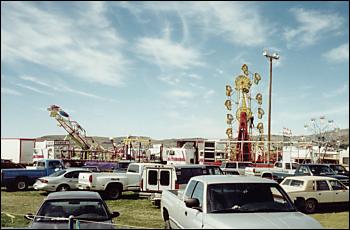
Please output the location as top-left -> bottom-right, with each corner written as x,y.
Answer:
36,128 -> 349,149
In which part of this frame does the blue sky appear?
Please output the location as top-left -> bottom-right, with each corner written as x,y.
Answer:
1,1 -> 349,140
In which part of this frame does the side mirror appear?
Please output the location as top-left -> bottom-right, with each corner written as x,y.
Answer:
25,213 -> 35,221
110,211 -> 120,218
184,198 -> 200,209
294,197 -> 305,212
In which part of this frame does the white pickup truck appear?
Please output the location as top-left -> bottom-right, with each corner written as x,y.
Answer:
245,161 -> 299,182
77,162 -> 163,199
161,175 -> 323,229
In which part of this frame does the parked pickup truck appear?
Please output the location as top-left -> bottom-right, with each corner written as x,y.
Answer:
161,175 -> 323,229
77,162 -> 163,199
1,159 -> 64,191
245,161 -> 299,181
220,161 -> 253,175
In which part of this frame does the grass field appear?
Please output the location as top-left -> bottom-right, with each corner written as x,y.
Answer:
1,188 -> 348,229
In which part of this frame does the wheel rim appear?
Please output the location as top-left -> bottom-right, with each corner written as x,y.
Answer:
110,190 -> 119,198
18,181 -> 26,190
306,201 -> 315,212
59,185 -> 68,191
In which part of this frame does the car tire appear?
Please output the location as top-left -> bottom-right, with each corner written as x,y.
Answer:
15,178 -> 28,191
164,220 -> 171,229
106,184 -> 122,199
304,199 -> 317,214
56,184 -> 70,192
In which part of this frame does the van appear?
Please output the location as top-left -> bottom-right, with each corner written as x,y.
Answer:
140,164 -> 223,207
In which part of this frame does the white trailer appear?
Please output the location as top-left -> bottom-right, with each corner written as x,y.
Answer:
1,138 -> 36,164
33,140 -> 70,162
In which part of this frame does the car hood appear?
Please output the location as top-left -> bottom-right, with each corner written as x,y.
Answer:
203,212 -> 323,229
30,220 -> 115,229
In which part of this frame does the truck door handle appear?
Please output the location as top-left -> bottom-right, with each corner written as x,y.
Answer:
318,193 -> 321,195
185,211 -> 187,216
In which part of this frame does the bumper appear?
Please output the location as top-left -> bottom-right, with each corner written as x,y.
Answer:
77,184 -> 91,190
33,182 -> 56,192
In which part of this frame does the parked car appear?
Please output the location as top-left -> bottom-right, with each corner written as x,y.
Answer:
161,175 -> 323,229
173,164 -> 224,189
280,176 -> 349,214
294,164 -> 349,186
324,164 -> 349,177
112,160 -> 134,173
25,191 -> 120,229
1,159 -> 25,169
81,166 -> 101,172
220,161 -> 253,175
1,159 -> 64,191
33,168 -> 92,192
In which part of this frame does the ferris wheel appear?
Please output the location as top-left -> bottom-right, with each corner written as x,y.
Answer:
224,64 -> 265,161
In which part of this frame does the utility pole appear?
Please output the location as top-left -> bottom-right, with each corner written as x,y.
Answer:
263,50 -> 279,163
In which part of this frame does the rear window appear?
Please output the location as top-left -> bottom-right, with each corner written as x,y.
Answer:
127,164 -> 139,173
176,168 -> 205,184
290,180 -> 304,187
238,162 -> 253,168
282,179 -> 291,185
226,163 -> 236,168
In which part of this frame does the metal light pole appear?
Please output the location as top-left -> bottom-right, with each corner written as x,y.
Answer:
263,50 -> 279,163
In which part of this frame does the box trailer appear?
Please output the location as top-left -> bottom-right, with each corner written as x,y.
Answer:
1,138 -> 36,164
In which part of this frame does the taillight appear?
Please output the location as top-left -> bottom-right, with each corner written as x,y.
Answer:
253,168 -> 256,173
175,181 -> 179,189
89,175 -> 92,183
39,179 -> 48,183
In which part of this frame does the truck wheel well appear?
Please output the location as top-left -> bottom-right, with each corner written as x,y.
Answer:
16,176 -> 29,182
106,182 -> 123,190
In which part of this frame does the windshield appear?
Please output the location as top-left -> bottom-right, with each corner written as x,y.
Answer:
309,165 -> 334,175
35,199 -> 109,222
48,170 -> 66,177
207,183 -> 295,213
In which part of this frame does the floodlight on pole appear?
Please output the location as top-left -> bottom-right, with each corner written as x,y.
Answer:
263,49 -> 279,163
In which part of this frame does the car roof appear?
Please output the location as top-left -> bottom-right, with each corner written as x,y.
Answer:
299,164 -> 330,166
284,176 -> 338,181
172,164 -> 216,168
64,167 -> 90,172
192,175 -> 277,184
46,191 -> 102,200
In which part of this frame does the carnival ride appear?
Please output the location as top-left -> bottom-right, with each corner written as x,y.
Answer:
47,105 -> 115,162
225,64 -> 265,162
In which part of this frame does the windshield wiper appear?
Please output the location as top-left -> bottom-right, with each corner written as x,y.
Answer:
210,208 -> 250,213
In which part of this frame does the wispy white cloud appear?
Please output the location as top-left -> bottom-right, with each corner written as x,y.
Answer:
1,87 -> 22,96
129,2 -> 271,47
158,72 -> 202,86
135,36 -> 203,70
2,2 -> 128,87
16,83 -> 53,95
168,89 -> 195,99
284,8 -> 344,47
323,43 -> 349,63
322,85 -> 348,98
20,75 -> 115,101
